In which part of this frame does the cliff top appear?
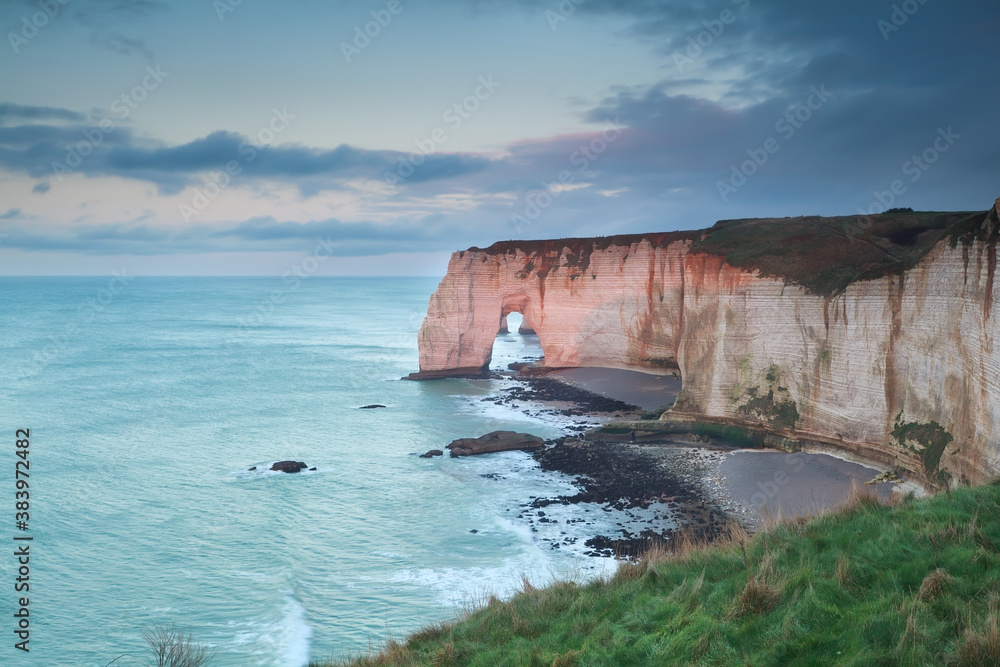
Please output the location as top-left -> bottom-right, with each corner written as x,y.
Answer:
470,209 -> 990,296
692,209 -> 989,296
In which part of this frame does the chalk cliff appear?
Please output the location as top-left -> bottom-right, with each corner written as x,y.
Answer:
412,202 -> 1000,486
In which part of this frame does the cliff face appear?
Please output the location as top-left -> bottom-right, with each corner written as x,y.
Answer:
415,233 -> 696,376
413,202 -> 1000,485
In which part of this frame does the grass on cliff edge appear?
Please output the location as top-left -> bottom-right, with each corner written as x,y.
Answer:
312,481 -> 1000,667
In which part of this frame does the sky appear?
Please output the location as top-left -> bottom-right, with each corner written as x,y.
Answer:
0,0 -> 997,275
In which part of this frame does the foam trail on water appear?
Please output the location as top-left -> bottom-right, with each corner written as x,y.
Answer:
280,595 -> 313,667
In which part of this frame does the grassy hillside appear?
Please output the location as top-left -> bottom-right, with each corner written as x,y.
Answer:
313,481 -> 1000,666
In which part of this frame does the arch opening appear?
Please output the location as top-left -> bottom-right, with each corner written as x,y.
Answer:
489,310 -> 543,372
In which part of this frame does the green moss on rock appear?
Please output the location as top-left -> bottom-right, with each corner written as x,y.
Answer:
891,414 -> 954,477
738,387 -> 799,431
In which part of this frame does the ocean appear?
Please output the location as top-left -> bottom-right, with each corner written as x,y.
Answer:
0,277 -> 628,666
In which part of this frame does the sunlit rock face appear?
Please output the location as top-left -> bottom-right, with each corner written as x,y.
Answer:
413,201 -> 1000,485
414,233 -> 695,376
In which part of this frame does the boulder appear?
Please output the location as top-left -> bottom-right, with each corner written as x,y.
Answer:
270,460 -> 307,473
420,449 -> 444,458
359,404 -> 386,409
248,466 -> 257,471
447,431 -> 545,458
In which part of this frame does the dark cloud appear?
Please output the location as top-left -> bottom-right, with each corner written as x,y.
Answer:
0,119 -> 491,193
31,182 -> 50,194
0,103 -> 86,124
0,216 -> 476,257
1,1 -> 998,259
443,0 -> 1000,234
0,208 -> 21,220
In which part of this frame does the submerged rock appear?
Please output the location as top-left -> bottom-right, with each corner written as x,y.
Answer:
358,404 -> 386,409
420,449 -> 444,458
447,431 -> 544,457
270,460 -> 308,473
248,466 -> 257,471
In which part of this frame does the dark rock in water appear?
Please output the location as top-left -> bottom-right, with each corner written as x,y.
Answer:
469,529 -> 479,534
420,449 -> 444,458
359,404 -> 386,409
308,467 -> 317,471
248,466 -> 257,471
447,431 -> 544,457
270,460 -> 307,473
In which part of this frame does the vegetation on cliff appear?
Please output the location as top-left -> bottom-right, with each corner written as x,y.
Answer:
689,210 -> 987,296
470,209 -> 990,298
315,480 -> 1000,667
892,413 -> 956,485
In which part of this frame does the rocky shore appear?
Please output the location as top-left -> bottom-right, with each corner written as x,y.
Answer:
530,438 -> 730,557
439,366 -> 903,559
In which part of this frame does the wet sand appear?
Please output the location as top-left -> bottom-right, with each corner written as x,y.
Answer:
703,449 -> 898,527
538,367 -> 910,532
548,367 -> 681,411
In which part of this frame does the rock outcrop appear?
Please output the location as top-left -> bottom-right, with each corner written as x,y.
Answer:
447,431 -> 545,457
412,201 -> 1000,486
270,460 -> 308,473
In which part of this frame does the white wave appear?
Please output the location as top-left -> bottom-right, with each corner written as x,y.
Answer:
279,595 -> 313,667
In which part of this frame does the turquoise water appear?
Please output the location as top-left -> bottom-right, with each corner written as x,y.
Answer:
0,277 -> 622,666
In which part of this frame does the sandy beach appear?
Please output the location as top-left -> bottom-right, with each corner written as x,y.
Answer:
548,367 -> 681,412
522,366 -> 906,539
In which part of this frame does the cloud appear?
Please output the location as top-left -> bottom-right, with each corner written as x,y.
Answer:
0,208 -> 21,220
90,32 -> 154,60
0,103 -> 86,124
0,216 -> 480,257
0,118 -> 491,194
0,0 -> 998,263
31,182 -> 50,194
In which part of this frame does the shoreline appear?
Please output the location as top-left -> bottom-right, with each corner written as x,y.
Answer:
479,365 -> 913,554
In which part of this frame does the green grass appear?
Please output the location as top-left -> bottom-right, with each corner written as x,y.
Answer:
688,210 -> 987,296
313,481 -> 1000,667
471,209 -> 990,298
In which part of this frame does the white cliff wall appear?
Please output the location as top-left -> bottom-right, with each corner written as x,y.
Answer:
415,205 -> 1000,484
416,236 -> 693,376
